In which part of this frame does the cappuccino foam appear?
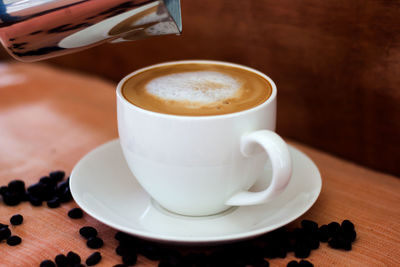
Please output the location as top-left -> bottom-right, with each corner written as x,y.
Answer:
146,71 -> 241,107
122,63 -> 272,116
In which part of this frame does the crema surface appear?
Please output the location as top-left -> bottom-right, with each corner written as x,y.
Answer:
122,63 -> 272,116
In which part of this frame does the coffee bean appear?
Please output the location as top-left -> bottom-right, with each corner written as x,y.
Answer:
317,225 -> 330,242
79,226 -> 98,239
341,220 -> 355,231
0,226 -> 11,241
28,194 -> 42,206
39,176 -> 56,186
68,207 -> 83,219
67,251 -> 81,265
86,252 -> 102,266
328,236 -> 342,249
287,261 -> 299,267
122,254 -> 137,266
58,186 -> 72,203
0,185 -> 8,196
252,259 -> 270,267
139,243 -> 161,260
328,222 -> 341,236
7,235 -> 22,246
55,254 -> 68,267
87,237 -> 103,249
10,214 -> 23,225
40,260 -> 56,267
2,192 -> 21,206
8,180 -> 25,193
294,244 -> 311,258
299,260 -> 314,267
301,220 -> 318,233
47,197 -> 60,208
49,170 -> 65,182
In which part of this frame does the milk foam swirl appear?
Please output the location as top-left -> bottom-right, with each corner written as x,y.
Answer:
145,71 -> 241,104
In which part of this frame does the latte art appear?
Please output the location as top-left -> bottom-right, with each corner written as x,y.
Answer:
146,71 -> 241,106
122,62 -> 272,116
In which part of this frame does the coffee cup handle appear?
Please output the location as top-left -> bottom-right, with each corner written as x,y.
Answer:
225,130 -> 292,206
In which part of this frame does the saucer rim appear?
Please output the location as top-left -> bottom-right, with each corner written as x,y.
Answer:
70,139 -> 322,244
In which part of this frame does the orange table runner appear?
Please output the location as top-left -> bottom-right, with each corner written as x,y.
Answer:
0,63 -> 399,266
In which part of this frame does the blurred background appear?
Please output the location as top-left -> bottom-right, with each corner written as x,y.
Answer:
0,0 -> 399,176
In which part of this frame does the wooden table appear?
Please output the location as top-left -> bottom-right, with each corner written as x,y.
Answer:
0,63 -> 399,266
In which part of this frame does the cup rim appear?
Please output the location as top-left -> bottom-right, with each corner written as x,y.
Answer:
116,60 -> 277,120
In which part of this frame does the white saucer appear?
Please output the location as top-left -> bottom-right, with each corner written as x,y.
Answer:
70,139 -> 321,245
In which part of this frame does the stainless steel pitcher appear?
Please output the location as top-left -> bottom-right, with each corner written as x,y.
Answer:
0,0 -> 182,62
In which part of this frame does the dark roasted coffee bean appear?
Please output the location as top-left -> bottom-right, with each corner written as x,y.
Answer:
80,226 -> 98,239
0,185 -> 8,195
341,228 -> 356,242
116,245 -> 137,256
0,226 -> 11,241
47,197 -> 60,208
67,251 -> 81,265
301,220 -> 318,233
10,214 -> 23,225
56,180 -> 69,194
40,260 -> 56,267
328,222 -> 341,236
27,182 -> 45,196
342,239 -> 352,251
28,194 -> 42,206
87,237 -> 103,249
55,254 -> 68,267
294,244 -> 311,258
3,192 -> 21,206
318,225 -> 330,242
7,235 -> 22,246
252,259 -> 270,267
49,170 -> 65,182
58,186 -> 72,203
287,261 -> 299,267
74,264 -> 85,267
328,236 -> 342,249
299,260 -> 314,267
8,180 -> 25,193
40,176 -> 56,185
122,253 -> 137,266
341,220 -> 355,231
86,252 -> 102,266
139,243 -> 161,261
68,207 -> 83,219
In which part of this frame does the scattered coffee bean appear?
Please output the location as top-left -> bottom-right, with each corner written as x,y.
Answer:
86,251 -> 102,266
40,260 -> 56,267
39,176 -> 55,186
54,254 -> 68,267
10,214 -> 23,225
341,220 -> 355,231
299,259 -> 314,267
74,264 -> 85,267
68,207 -> 83,219
2,192 -> 21,206
328,222 -> 340,236
139,243 -> 161,260
252,258 -> 270,267
287,260 -> 299,267
0,185 -> 8,195
28,194 -> 42,206
301,220 -> 318,233
87,236 -> 104,249
122,253 -> 137,266
0,226 -> 11,241
49,170 -> 65,182
294,243 -> 311,258
7,235 -> 22,246
8,180 -> 25,194
79,226 -> 98,239
47,197 -> 60,208
67,251 -> 81,265
317,225 -> 330,242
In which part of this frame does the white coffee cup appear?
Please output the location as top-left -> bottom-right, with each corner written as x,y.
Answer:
116,60 -> 292,216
